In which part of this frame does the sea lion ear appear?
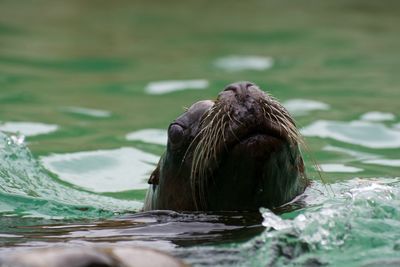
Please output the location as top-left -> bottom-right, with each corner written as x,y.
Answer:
148,164 -> 160,185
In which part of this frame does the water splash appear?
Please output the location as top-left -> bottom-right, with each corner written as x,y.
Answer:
240,178 -> 400,266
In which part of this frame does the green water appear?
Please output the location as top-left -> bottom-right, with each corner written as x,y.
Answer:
0,0 -> 399,266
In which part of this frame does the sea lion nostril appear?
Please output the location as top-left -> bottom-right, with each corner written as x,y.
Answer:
224,82 -> 255,96
224,85 -> 239,93
245,82 -> 254,89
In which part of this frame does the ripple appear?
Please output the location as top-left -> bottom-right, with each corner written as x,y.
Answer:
41,147 -> 158,193
0,234 -> 22,238
322,145 -> 379,161
363,159 -> 400,167
62,106 -> 112,118
213,55 -> 274,71
0,121 -> 58,137
145,79 -> 209,95
322,145 -> 400,168
283,99 -> 330,116
0,132 -> 142,216
301,120 -> 400,149
318,163 -> 363,173
360,111 -> 395,122
126,129 -> 167,145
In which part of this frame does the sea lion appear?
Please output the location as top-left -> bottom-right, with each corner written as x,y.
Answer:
144,81 -> 308,211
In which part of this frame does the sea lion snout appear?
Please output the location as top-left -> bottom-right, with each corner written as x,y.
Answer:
220,81 -> 258,102
217,82 -> 267,128
219,81 -> 267,113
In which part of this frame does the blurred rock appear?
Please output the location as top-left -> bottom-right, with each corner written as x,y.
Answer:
0,246 -> 188,267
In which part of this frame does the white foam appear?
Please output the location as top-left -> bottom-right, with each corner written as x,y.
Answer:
283,99 -> 330,116
301,120 -> 400,149
145,80 -> 209,95
363,159 -> 400,167
9,135 -> 25,145
318,163 -> 363,173
213,55 -> 274,71
0,122 -> 58,137
360,111 -> 395,122
62,107 -> 111,118
41,147 -> 159,193
261,208 -> 291,231
260,178 -> 400,253
126,129 -> 167,146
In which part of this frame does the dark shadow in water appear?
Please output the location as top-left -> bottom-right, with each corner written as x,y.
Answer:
1,211 -> 265,249
0,196 -> 308,250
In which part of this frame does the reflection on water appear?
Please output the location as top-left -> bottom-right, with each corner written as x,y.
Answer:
41,147 -> 158,192
364,159 -> 400,167
0,121 -> 58,137
0,210 -> 265,258
301,120 -> 400,149
126,128 -> 167,145
145,80 -> 209,95
283,99 -> 330,116
213,55 -> 274,72
360,111 -> 396,122
61,106 -> 112,118
318,163 -> 363,173
322,145 -> 379,161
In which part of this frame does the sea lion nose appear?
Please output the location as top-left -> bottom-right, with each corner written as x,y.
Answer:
223,81 -> 255,96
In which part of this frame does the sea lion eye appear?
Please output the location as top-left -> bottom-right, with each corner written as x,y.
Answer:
168,124 -> 184,146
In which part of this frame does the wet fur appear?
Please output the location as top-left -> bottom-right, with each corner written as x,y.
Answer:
144,82 -> 308,211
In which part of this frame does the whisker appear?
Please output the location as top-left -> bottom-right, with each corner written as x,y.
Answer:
187,91 -> 305,210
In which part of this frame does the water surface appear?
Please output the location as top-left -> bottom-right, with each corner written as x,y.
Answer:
0,0 -> 399,266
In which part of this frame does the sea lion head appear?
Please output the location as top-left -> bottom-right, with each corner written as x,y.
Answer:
144,81 -> 308,211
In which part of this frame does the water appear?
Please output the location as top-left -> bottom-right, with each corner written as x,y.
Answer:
0,0 -> 399,266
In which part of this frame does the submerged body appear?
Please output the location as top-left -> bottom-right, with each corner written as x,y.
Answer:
144,82 -> 308,211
